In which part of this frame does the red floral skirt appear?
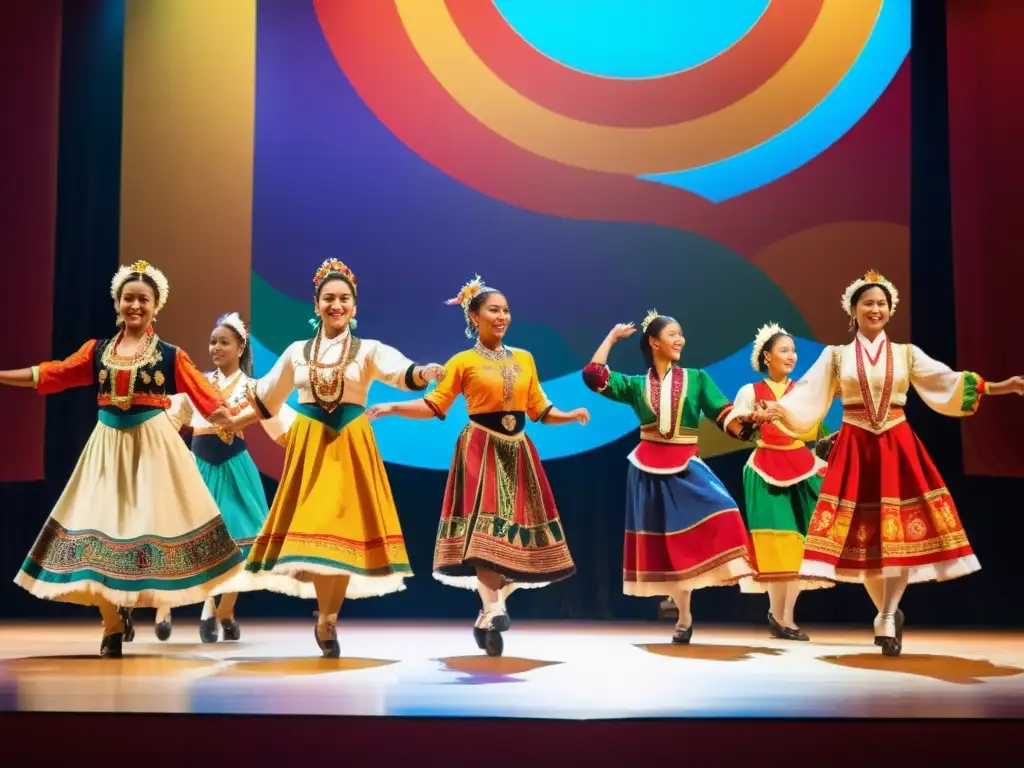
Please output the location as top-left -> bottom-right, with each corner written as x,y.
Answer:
432,422 -> 575,589
800,420 -> 979,583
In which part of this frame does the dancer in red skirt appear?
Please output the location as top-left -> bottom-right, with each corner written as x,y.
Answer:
759,270 -> 1024,655
367,276 -> 589,656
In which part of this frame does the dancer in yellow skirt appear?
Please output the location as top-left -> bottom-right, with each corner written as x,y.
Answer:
215,259 -> 444,657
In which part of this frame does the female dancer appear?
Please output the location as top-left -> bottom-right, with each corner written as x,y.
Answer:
758,270 -> 1024,655
0,261 -> 243,658
214,259 -> 444,658
367,276 -> 588,657
725,324 -> 831,641
156,312 -> 293,643
582,313 -> 756,644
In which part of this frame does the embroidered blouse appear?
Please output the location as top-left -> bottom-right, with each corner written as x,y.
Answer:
726,378 -> 827,487
424,346 -> 552,425
167,370 -> 295,445
31,333 -> 226,419
775,331 -> 987,437
248,328 -> 425,418
582,362 -> 740,474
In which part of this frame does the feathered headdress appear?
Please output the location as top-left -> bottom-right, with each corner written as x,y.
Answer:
750,322 -> 788,372
311,259 -> 358,332
841,269 -> 899,316
640,309 -> 660,333
217,311 -> 248,341
446,275 -> 498,338
110,260 -> 170,315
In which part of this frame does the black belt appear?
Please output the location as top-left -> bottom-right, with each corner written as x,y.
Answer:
192,433 -> 248,465
469,411 -> 526,436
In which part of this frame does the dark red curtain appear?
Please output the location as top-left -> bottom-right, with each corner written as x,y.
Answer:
947,0 -> 1024,477
0,2 -> 62,482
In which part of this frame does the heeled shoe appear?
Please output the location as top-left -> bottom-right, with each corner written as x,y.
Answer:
671,625 -> 693,644
100,632 -> 123,659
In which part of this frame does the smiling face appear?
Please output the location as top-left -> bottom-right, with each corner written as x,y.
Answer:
854,285 -> 891,336
763,334 -> 797,379
118,278 -> 157,332
209,325 -> 243,374
314,276 -> 356,336
470,291 -> 510,344
650,321 -> 685,362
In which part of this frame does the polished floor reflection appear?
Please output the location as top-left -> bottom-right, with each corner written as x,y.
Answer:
1,621 -> 1023,718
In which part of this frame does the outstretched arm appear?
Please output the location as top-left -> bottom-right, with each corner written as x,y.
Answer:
763,347 -> 837,436
2,340 -> 98,393
366,399 -> 436,421
540,407 -> 590,426
0,369 -> 36,388
910,344 -> 1023,416
368,341 -> 444,391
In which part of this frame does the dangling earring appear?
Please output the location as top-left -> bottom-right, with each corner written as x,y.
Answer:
848,315 -> 856,333
115,312 -> 124,328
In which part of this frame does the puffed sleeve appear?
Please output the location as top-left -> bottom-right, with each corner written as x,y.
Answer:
246,343 -> 298,419
368,341 -> 426,392
34,339 -> 98,395
165,392 -> 195,432
776,347 -> 837,436
581,362 -> 640,406
174,350 -> 228,419
697,370 -> 736,432
723,382 -> 757,435
523,352 -> 553,422
423,353 -> 463,420
908,344 -> 987,417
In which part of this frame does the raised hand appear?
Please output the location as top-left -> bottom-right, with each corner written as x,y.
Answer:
608,323 -> 637,342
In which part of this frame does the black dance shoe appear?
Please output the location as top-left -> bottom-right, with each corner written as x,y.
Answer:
769,611 -> 810,641
100,632 -> 123,659
874,612 -> 903,657
198,616 -> 218,643
315,620 -> 340,659
671,625 -> 693,644
220,618 -> 241,641
118,607 -> 135,642
155,620 -> 172,641
484,630 -> 504,657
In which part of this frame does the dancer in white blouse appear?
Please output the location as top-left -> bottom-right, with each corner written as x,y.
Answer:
758,271 -> 1023,655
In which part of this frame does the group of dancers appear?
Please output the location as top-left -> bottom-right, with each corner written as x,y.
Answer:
1,260 -> 1021,660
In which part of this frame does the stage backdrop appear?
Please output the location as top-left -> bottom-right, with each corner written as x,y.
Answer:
117,0 -> 911,477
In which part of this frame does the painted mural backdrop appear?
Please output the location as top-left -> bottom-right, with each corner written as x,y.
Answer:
243,0 -> 910,476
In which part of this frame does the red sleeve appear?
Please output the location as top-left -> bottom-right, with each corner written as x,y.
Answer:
37,340 -> 98,395
174,349 -> 231,419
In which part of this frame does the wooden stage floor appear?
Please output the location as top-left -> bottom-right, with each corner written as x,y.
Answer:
1,620 -> 1023,719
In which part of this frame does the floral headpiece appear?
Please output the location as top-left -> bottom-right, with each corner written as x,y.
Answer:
750,322 -> 788,372
110,260 -> 170,315
217,311 -> 248,341
640,309 -> 660,333
313,259 -> 357,296
311,259 -> 358,332
446,275 -> 499,338
841,269 -> 899,316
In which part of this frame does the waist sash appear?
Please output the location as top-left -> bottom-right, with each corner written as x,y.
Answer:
192,433 -> 248,465
98,407 -> 164,430
469,411 -> 526,436
295,402 -> 365,432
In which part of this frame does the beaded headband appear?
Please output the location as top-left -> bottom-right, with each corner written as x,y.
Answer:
750,322 -> 788,373
841,269 -> 899,316
110,260 -> 170,315
445,275 -> 501,338
311,259 -> 358,332
640,309 -> 660,333
217,311 -> 248,341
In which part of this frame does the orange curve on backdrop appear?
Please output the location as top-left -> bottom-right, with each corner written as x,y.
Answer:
394,0 -> 882,174
446,0 -> 824,128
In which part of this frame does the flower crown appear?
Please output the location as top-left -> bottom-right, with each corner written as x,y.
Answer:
218,311 -> 248,341
446,275 -> 499,338
313,259 -> 358,295
750,322 -> 788,372
110,260 -> 170,314
640,309 -> 660,333
841,269 -> 899,316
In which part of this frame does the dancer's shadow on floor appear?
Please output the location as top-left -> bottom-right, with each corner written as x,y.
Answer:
636,644 -> 785,662
215,657 -> 398,676
435,656 -> 562,685
818,653 -> 1024,684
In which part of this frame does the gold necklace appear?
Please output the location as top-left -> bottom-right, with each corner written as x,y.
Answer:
308,331 -> 352,413
474,342 -> 520,408
101,330 -> 160,410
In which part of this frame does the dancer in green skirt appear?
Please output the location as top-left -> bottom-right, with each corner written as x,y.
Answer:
724,324 -> 832,641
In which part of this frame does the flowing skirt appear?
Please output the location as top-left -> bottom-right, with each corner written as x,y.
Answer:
15,413 -> 243,608
433,422 -> 575,589
245,411 -> 412,598
624,457 -> 753,596
739,452 -> 833,593
800,421 -> 980,583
